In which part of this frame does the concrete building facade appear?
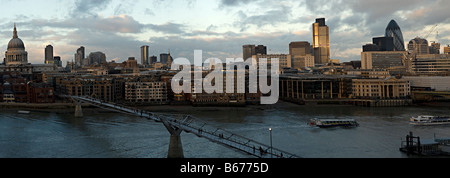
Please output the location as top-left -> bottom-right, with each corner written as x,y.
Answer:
289,41 -> 315,70
361,51 -> 407,69
125,81 -> 168,103
352,77 -> 411,99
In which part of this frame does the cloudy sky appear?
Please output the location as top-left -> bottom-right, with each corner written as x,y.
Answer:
1,0 -> 449,65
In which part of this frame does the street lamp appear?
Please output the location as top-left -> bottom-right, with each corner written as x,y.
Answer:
269,128 -> 273,158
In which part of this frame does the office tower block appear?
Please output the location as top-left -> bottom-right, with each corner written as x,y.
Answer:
373,37 -> 394,51
243,44 -> 267,60
385,20 -> 405,51
75,46 -> 85,67
88,52 -> 106,65
312,18 -> 330,64
243,44 -> 255,60
150,56 -> 157,64
255,45 -> 267,55
160,51 -> 173,65
429,42 -> 440,54
290,41 -> 311,56
141,45 -> 149,65
45,45 -> 53,64
408,37 -> 429,55
53,56 -> 62,67
289,41 -> 314,69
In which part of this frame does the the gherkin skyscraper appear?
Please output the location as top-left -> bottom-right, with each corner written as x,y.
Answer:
385,20 -> 405,51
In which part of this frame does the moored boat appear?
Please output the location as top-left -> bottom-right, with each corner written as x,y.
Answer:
410,115 -> 450,126
309,118 -> 359,128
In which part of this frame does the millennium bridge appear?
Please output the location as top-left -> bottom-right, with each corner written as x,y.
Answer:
63,95 -> 301,158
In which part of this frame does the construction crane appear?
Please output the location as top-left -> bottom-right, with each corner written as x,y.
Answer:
424,24 -> 438,39
413,24 -> 438,54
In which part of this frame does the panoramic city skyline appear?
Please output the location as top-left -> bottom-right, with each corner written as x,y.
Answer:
2,0 -> 450,162
0,0 -> 449,65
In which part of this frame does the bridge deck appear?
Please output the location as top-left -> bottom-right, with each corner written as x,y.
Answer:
65,95 -> 301,158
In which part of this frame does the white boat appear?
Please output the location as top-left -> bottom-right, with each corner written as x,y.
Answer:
309,118 -> 359,128
18,110 -> 31,114
410,115 -> 450,126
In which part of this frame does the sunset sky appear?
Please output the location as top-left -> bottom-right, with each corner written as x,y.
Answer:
0,0 -> 449,65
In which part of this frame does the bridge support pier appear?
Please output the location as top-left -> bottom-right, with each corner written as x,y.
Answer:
162,119 -> 184,158
74,100 -> 83,118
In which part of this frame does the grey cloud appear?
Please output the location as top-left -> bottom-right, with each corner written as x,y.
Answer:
183,30 -> 240,38
29,15 -> 144,34
114,2 -> 135,16
234,4 -> 293,31
399,0 -> 450,30
64,29 -> 144,61
146,22 -> 187,34
349,0 -> 425,23
29,15 -> 190,35
206,24 -> 217,32
144,8 -> 155,16
72,0 -> 113,16
219,0 -> 255,7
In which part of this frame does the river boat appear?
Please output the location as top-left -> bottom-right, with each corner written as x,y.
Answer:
309,118 -> 359,128
410,115 -> 450,126
17,110 -> 30,114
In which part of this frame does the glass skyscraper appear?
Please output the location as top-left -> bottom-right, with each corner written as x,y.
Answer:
141,45 -> 149,66
313,18 -> 330,64
385,20 -> 405,51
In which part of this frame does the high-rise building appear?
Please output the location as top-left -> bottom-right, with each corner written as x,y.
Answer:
312,18 -> 330,64
88,52 -> 106,65
150,56 -> 157,64
385,20 -> 405,51
45,45 -> 53,64
243,44 -> 255,60
362,44 -> 380,52
53,56 -> 62,67
408,37 -> 429,55
373,37 -> 394,51
75,46 -> 85,67
243,44 -> 267,60
363,37 -> 394,52
167,50 -> 172,67
255,45 -> 267,55
160,52 -> 173,65
361,51 -> 407,69
289,41 -> 314,69
289,41 -> 311,56
429,42 -> 440,54
141,45 -> 149,66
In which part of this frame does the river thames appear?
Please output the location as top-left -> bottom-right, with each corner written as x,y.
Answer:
1,102 -> 449,158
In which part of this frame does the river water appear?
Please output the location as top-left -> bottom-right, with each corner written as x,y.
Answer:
1,102 -> 449,158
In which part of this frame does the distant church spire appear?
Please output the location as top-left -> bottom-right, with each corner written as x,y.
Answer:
13,23 -> 18,39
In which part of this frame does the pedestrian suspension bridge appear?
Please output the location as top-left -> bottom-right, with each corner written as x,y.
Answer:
64,95 -> 301,158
